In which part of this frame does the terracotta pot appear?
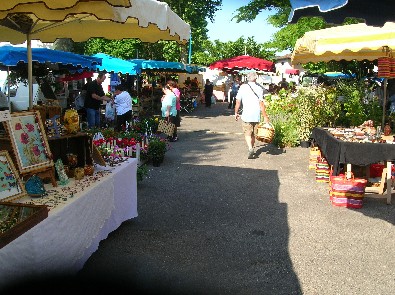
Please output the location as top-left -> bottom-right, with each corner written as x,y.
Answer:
384,123 -> 392,136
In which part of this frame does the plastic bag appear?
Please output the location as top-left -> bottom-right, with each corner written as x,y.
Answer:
74,90 -> 86,110
105,102 -> 115,121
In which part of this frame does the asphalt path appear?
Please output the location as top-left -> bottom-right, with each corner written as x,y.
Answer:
78,101 -> 395,294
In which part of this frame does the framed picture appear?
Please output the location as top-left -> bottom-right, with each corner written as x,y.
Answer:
0,150 -> 27,202
3,111 -> 54,174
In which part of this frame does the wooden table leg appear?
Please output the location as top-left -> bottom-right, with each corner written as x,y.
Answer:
346,163 -> 352,179
386,161 -> 392,205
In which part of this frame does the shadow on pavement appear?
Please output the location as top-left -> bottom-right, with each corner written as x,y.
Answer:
78,131 -> 302,294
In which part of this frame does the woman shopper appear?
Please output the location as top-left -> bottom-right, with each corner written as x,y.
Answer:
113,84 -> 133,131
167,80 -> 181,141
161,84 -> 177,141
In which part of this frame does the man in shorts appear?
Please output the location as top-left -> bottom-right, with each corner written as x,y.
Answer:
234,71 -> 270,159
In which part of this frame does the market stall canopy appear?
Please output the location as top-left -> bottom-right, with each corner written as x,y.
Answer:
288,0 -> 393,26
285,68 -> 300,75
1,0 -> 131,10
291,22 -> 395,64
141,60 -> 187,73
0,0 -> 190,44
129,59 -> 188,73
186,64 -> 206,74
0,0 -> 190,109
0,45 -> 101,69
209,55 -> 274,73
58,71 -> 95,82
93,53 -> 139,75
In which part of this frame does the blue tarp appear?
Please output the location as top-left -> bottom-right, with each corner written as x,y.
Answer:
93,53 -> 140,75
0,46 -> 101,69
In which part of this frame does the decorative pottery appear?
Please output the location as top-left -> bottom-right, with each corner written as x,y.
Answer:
74,167 -> 85,180
25,175 -> 46,197
55,159 -> 69,185
66,153 -> 78,168
63,165 -> 74,178
384,123 -> 392,136
84,164 -> 94,176
63,109 -> 80,134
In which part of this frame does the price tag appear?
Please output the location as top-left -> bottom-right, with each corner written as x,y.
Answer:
0,110 -> 11,122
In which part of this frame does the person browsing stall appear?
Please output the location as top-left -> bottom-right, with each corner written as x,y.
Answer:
84,72 -> 111,128
161,84 -> 177,141
203,79 -> 214,107
234,71 -> 270,159
113,85 -> 133,131
167,80 -> 181,141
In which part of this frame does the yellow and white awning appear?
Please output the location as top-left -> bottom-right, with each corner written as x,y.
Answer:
292,22 -> 395,64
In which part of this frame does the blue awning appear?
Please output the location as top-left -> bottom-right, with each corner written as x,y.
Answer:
93,53 -> 140,75
129,59 -> 187,73
186,64 -> 206,73
0,46 -> 101,69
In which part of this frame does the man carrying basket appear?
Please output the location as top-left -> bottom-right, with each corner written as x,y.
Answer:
234,71 -> 270,159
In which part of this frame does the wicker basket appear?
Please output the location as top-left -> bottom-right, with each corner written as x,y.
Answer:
256,122 -> 275,143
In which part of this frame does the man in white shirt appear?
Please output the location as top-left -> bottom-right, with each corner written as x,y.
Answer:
113,85 -> 133,131
234,71 -> 270,159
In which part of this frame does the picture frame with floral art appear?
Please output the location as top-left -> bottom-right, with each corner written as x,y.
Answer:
0,150 -> 27,202
3,111 -> 54,174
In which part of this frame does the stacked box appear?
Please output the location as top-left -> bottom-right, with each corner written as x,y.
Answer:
315,157 -> 330,182
309,147 -> 321,170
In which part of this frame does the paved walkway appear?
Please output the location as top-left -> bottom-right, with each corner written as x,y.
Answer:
80,101 -> 395,294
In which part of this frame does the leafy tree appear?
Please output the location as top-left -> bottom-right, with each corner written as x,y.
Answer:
233,0 -> 369,75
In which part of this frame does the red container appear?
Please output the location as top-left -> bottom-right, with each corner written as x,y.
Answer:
370,163 -> 385,178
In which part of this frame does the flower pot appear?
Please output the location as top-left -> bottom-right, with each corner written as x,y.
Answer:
300,140 -> 311,148
152,156 -> 164,167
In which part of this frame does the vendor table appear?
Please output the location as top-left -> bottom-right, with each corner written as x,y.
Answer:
0,158 -> 138,289
312,128 -> 394,204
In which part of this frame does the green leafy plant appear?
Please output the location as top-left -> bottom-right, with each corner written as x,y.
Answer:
335,80 -> 366,127
266,93 -> 300,147
137,164 -> 149,182
147,136 -> 167,162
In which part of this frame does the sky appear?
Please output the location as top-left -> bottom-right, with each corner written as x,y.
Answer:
206,1 -> 279,44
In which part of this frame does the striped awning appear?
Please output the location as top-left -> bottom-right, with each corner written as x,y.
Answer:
292,22 -> 395,64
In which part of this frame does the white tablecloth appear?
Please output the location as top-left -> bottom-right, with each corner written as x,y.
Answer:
0,158 -> 138,288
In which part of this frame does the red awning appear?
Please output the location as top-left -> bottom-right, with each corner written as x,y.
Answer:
285,68 -> 299,74
59,71 -> 94,82
209,55 -> 274,72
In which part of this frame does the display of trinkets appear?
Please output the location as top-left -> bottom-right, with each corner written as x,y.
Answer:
324,126 -> 394,144
23,169 -> 113,211
45,115 -> 66,138
0,202 -> 48,248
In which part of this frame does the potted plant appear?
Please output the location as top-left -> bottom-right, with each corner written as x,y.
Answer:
147,136 -> 167,166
